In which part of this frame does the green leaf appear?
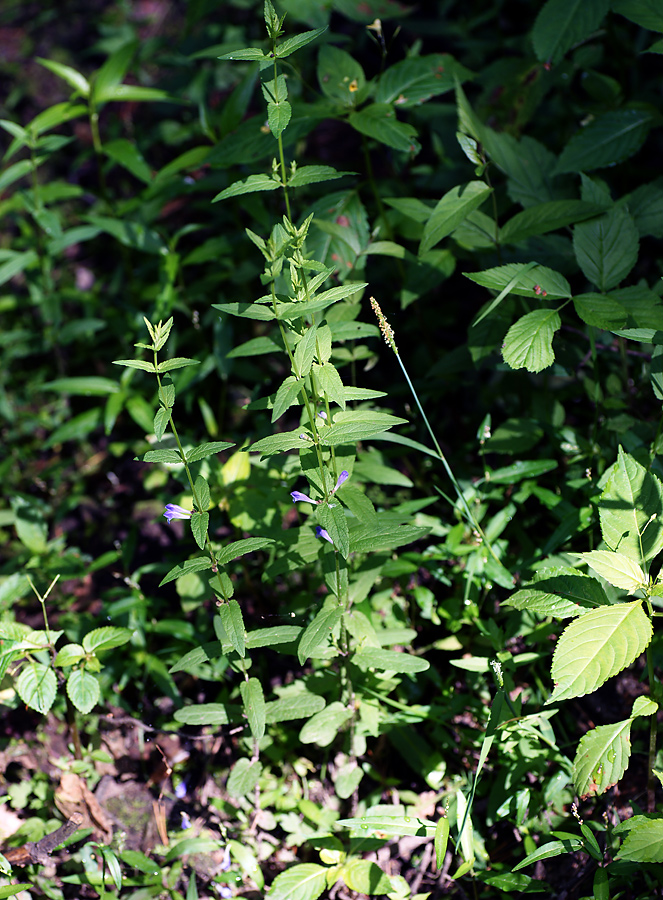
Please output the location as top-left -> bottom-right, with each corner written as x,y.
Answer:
349,103 -> 420,154
318,411 -> 407,446
316,503 -> 350,559
555,109 -> 652,174
288,165 -> 352,187
17,662 -> 57,714
240,677 -> 266,741
218,600 -> 245,657
142,449 -> 183,464
547,601 -> 652,704
317,45 -> 365,106
212,173 -> 281,202
599,447 -> 663,564
160,557 -> 213,587
276,26 -> 328,58
219,46 -> 267,60
82,626 -> 133,653
352,647 -> 430,674
154,407 -> 169,441
502,309 -> 561,373
293,324 -> 318,378
465,263 -> 571,301
312,363 -> 346,410
504,567 -> 610,618
576,550 -> 647,592
573,206 -> 639,292
420,182 -> 492,255
481,131 -> 557,207
42,377 -> 120,396
174,703 -> 238,726
299,700 -> 353,746
271,376 -> 302,423
298,605 -> 343,664
532,0 -> 611,65
435,818 -> 450,869
213,301 -> 276,321
341,860 -> 395,895
612,0 -> 663,32
227,757 -> 262,798
269,864 -> 328,900
350,520 -> 430,554
67,669 -> 100,715
158,357 -> 201,373
92,41 -> 136,103
375,53 -> 472,106
104,137 -> 152,183
226,335 -> 282,358
246,626 -> 301,649
186,441 -> 234,463
248,429 -> 311,457
36,58 -> 90,96
54,643 -> 85,667
11,497 -> 48,554
267,98 -> 292,138
619,819 -> 663,862
216,537 -> 274,566
194,475 -> 210,513
264,691 -> 326,723
500,200 -> 604,245
98,84 -> 174,103
573,716 -> 634,797
86,215 -> 166,254
191,511 -> 209,550
513,838 -> 584,871
112,358 -> 158,373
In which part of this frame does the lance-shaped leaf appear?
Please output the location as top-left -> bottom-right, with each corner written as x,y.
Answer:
503,566 -> 610,618
240,678 -> 266,741
547,601 -> 652,704
420,181 -> 492,255
618,819 -> 663,863
502,308 -> 561,373
576,550 -> 647,592
316,503 -> 350,559
218,599 -> 245,657
298,605 -> 343,665
299,701 -> 353,746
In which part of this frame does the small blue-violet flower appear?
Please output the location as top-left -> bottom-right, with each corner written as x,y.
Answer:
220,845 -> 231,872
291,490 -> 318,504
315,526 -> 334,545
180,811 -> 192,830
163,503 -> 192,523
216,885 -> 232,899
174,781 -> 187,799
332,470 -> 349,493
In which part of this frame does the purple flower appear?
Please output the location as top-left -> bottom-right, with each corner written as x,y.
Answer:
180,811 -> 192,829
163,503 -> 192,523
291,490 -> 318,504
216,887 -> 232,899
332,470 -> 349,492
174,782 -> 187,799
220,845 -> 231,871
315,526 -> 334,545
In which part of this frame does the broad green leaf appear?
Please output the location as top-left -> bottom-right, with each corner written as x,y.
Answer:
219,47 -> 267,60
337,484 -> 376,523
153,407 -> 169,441
0,161 -> 39,192
267,98 -> 291,138
555,109 -> 652,174
174,703 -> 239,726
248,429 -> 311,457
384,196 -> 435,223
190,511 -> 208,549
318,411 -> 407,446
316,503 -> 350,559
54,643 -> 85,667
573,206 -> 639,291
465,263 -> 571,301
82,626 -> 132,653
17,662 -> 57,714
619,819 -> 663,863
599,447 -> 663,564
272,375 -> 303,422
352,647 -> 430,674
502,309 -> 561,373
104,137 -> 152,183
246,626 -> 301,649
67,669 -> 100,715
612,0 -> 663,32
186,441 -> 234,463
213,173 -> 281,202
92,41 -> 136,103
350,520 -> 430,554
276,26 -> 328,59
288,165 -> 352,187
547,601 -> 652,704
573,292 -> 629,330
317,45 -> 365,106
298,605 -> 343,664
216,537 -> 274,566
11,497 -> 48,554
160,557 -> 213,587
264,692 -> 326,723
113,358 -> 158,373
227,757 -> 262,798
576,551 -> 647,592
481,131 -> 557,207
504,567 -> 609,618
420,182 -> 492,255
312,363 -> 346,410
299,700 -> 353,746
532,0 -> 610,65
269,864 -> 328,900
158,357 -> 201,373
341,860 -> 394,895
293,324 -> 318,378
218,600 -> 245,657
375,53 -> 472,107
194,475 -> 210,513
36,58 -> 90,96
226,335 -> 282,358
349,104 -> 420,154
573,716 -> 634,797
240,677 -> 266,741
500,200 -> 603,245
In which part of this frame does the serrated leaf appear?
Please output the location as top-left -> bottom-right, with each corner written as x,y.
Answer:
349,104 -> 420,154
500,200 -> 604,244
611,0 -> 663,33
350,521 -> 430,554
276,26 -> 328,59
316,503 -> 350,559
82,626 -> 132,653
142,449 -> 183,464
573,716 -> 633,797
271,376 -> 302,423
113,358 -> 158,372
174,703 -> 238,726
219,47 -> 267,60
298,605 -> 343,665
157,357 -> 201,373
599,447 -> 663,564
159,557 -> 213,587
269,864 -> 328,900
216,537 -> 274,567
267,98 -> 291,138
465,263 -> 571,301
248,430 -> 311,457
240,677 -> 266,741
227,757 -> 262,798
420,182 -> 492,255
573,206 -> 639,291
190,511 -> 209,549
341,860 -> 394,895
503,567 -> 609,617
264,692 -> 326,723
218,599 -> 245,657
67,669 -> 100,715
502,309 -> 561,373
16,662 -> 57,714
353,647 -> 430,674
154,407 -> 169,441
318,45 -> 365,106
312,363 -> 346,410
532,0 -> 611,65
293,324 -> 318,378
619,819 -> 663,863
376,53 -> 472,106
547,601 -> 652,704
247,626 -> 301,649
318,411 -> 407,446
213,301 -> 275,321
194,475 -> 210,512
577,551 -> 647,592
186,441 -> 234,463
212,173 -> 281,202
513,838 -> 584,871
555,109 -> 652,174
288,165 -> 351,187
299,700 -> 353,746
